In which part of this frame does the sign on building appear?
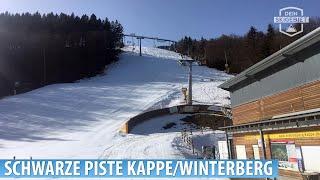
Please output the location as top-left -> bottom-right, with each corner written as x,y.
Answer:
218,141 -> 229,159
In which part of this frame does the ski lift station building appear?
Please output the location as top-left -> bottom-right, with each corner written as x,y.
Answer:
219,27 -> 320,179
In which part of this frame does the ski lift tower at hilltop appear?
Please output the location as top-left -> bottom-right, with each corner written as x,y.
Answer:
124,34 -> 177,56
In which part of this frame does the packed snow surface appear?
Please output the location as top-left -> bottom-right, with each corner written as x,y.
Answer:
107,113 -> 227,160
0,46 -> 232,160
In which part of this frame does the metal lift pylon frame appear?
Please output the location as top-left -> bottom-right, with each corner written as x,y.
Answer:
124,34 -> 177,56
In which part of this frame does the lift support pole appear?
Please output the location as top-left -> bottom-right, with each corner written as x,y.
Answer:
136,37 -> 143,56
187,61 -> 193,105
179,59 -> 196,105
139,38 -> 142,56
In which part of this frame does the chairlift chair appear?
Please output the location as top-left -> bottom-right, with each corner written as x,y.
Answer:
153,39 -> 156,48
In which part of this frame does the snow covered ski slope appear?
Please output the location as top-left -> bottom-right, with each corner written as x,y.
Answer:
0,46 -> 232,159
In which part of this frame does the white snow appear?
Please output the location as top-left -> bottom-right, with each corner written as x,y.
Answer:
107,113 -> 226,160
0,46 -> 232,162
102,114 -> 191,159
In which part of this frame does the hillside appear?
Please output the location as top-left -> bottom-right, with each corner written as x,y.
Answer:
0,46 -> 232,159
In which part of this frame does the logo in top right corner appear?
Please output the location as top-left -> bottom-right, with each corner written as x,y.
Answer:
274,7 -> 309,37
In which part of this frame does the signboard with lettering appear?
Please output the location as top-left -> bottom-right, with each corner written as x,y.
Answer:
245,130 -> 320,140
271,140 -> 298,171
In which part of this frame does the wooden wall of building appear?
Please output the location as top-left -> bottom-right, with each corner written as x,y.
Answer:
232,80 -> 320,125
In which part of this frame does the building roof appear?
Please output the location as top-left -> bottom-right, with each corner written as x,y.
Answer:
219,27 -> 320,91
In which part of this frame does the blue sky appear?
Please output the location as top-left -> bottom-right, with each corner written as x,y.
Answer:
1,0 -> 319,43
